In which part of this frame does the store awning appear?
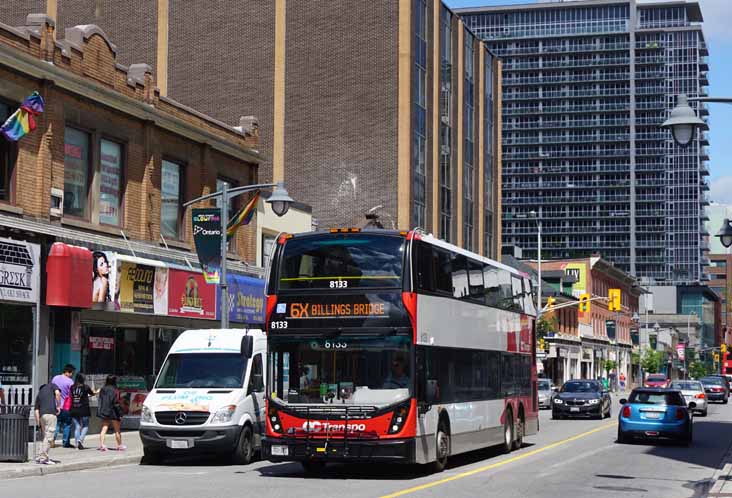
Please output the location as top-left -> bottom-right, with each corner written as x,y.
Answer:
46,242 -> 93,308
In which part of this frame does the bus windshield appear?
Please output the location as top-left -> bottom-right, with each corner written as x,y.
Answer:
278,233 -> 405,290
269,334 -> 412,406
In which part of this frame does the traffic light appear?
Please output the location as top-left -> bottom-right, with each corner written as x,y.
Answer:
722,344 -> 728,354
539,337 -> 546,351
546,296 -> 556,311
579,293 -> 591,313
714,352 -> 720,363
608,288 -> 621,311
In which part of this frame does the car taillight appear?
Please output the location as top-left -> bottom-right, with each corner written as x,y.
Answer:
695,393 -> 706,399
622,406 -> 631,417
675,408 -> 686,420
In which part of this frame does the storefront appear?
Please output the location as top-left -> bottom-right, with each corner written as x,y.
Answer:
0,237 -> 41,406
46,244 -> 265,425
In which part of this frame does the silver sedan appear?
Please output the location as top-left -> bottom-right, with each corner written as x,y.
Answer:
669,380 -> 708,416
538,378 -> 556,409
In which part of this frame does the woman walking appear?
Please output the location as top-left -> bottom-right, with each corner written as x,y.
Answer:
97,375 -> 125,451
70,373 -> 96,450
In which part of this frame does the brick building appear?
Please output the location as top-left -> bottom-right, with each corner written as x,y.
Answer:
527,257 -> 640,385
11,1 -> 504,257
707,254 -> 731,342
0,14 -> 267,410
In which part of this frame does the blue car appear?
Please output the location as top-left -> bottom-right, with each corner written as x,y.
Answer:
617,388 -> 694,446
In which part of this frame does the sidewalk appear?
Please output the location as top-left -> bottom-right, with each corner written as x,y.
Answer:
0,431 -> 142,480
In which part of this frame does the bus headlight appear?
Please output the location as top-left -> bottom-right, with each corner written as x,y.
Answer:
212,405 -> 237,423
141,406 -> 154,424
388,400 -> 411,434
268,406 -> 283,433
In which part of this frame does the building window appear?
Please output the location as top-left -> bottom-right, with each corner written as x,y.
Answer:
413,0 -> 428,229
64,127 -> 91,218
463,33 -> 475,251
161,159 -> 182,239
0,102 -> 17,202
99,139 -> 123,226
439,6 -> 453,242
262,233 -> 276,269
483,52 -> 494,257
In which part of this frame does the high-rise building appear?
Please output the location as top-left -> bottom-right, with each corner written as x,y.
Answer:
457,0 -> 710,282
4,1 -> 504,256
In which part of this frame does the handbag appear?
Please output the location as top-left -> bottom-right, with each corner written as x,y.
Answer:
62,393 -> 72,411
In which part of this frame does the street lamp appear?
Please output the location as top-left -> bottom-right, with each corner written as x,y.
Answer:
184,182 -> 294,328
685,311 -> 697,380
662,94 -> 732,147
717,219 -> 732,249
530,210 -> 542,318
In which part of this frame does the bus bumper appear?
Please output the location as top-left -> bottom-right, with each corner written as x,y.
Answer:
262,437 -> 416,463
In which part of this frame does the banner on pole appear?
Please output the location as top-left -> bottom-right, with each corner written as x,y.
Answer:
192,208 -> 222,284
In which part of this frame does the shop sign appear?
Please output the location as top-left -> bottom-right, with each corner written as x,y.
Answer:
116,261 -> 155,313
91,251 -> 117,311
192,208 -> 222,284
88,336 -> 114,350
219,274 -> 265,324
168,269 -> 217,319
118,376 -> 148,417
0,237 -> 40,304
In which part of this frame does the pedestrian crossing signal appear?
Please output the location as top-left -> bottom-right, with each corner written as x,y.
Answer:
722,344 -> 728,354
579,293 -> 591,313
608,289 -> 621,311
539,337 -> 545,351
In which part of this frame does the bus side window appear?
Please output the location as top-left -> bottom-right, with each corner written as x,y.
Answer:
467,259 -> 485,303
483,265 -> 501,307
434,248 -> 452,294
415,242 -> 435,292
452,254 -> 469,299
511,275 -> 524,313
497,269 -> 513,310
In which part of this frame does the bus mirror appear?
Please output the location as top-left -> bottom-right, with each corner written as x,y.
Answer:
241,335 -> 254,358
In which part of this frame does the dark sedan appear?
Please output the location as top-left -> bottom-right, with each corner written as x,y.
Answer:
700,376 -> 729,404
552,380 -> 612,420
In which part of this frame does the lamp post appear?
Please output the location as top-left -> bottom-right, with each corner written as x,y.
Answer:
530,210 -> 542,318
661,94 -> 732,147
184,182 -> 294,328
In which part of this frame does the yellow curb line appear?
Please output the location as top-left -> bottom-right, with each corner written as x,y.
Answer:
380,422 -> 618,498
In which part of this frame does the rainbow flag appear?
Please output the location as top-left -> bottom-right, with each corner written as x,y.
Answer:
0,92 -> 45,142
226,190 -> 260,240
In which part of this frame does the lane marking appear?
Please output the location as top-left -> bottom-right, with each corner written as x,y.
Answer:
380,422 -> 617,498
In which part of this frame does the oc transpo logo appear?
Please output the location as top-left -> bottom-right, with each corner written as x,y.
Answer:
301,421 -> 367,433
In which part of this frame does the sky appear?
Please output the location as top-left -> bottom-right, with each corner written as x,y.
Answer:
444,0 -> 732,203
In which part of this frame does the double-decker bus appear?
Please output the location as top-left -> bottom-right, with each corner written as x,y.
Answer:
262,229 -> 538,473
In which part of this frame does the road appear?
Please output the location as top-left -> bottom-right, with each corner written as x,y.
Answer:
10,396 -> 732,498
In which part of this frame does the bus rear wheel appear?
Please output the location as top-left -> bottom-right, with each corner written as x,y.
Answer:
513,412 -> 524,450
502,410 -> 514,454
431,423 -> 450,473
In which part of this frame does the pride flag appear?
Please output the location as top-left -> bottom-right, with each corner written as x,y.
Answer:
226,190 -> 260,240
0,92 -> 45,142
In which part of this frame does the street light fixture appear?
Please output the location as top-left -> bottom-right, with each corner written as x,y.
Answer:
717,218 -> 732,249
661,94 -> 706,147
184,181 -> 294,328
529,210 -> 542,318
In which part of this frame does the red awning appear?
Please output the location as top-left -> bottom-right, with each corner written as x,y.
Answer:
46,242 -> 92,308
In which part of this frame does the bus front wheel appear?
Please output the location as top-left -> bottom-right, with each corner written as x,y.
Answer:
431,422 -> 450,473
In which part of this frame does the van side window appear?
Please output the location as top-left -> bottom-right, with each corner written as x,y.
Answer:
248,354 -> 264,395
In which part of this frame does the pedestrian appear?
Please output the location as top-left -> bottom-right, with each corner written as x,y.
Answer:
619,373 -> 626,392
33,381 -> 61,464
602,377 -> 609,391
97,375 -> 125,451
70,373 -> 97,450
51,364 -> 75,448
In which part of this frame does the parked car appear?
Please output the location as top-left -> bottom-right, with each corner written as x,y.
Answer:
668,380 -> 707,416
538,378 -> 557,409
699,376 -> 729,404
617,388 -> 694,446
644,373 -> 670,388
552,379 -> 611,419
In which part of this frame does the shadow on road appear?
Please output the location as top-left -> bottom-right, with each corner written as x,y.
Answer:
255,442 -> 535,480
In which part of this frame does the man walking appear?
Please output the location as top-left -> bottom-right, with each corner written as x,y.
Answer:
34,381 -> 61,464
51,364 -> 75,448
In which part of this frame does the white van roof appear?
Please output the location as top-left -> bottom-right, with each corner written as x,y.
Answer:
169,329 -> 265,355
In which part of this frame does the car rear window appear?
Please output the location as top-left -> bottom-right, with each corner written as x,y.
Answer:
628,391 -> 684,406
701,377 -> 724,385
669,381 -> 702,391
646,374 -> 666,381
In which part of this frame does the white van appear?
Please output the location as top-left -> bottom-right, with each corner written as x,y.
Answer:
139,329 -> 266,464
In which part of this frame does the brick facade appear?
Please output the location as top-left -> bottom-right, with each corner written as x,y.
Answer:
0,15 -> 259,262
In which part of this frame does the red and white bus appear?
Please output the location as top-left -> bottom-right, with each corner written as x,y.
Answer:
262,229 -> 539,473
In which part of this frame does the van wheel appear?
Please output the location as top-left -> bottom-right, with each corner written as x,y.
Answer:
301,460 -> 326,475
502,409 -> 514,454
141,448 -> 163,465
430,422 -> 450,473
232,425 -> 254,465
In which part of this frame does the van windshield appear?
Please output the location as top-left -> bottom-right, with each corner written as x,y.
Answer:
156,353 -> 247,389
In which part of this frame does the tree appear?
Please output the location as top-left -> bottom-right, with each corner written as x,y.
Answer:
640,348 -> 663,374
537,315 -> 558,339
688,361 -> 708,380
604,359 -> 617,374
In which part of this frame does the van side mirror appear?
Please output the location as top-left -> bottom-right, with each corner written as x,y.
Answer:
241,335 -> 254,358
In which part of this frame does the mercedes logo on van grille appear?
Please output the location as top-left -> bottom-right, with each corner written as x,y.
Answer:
175,412 -> 187,425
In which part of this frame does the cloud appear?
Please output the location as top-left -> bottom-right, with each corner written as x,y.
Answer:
710,176 -> 732,204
